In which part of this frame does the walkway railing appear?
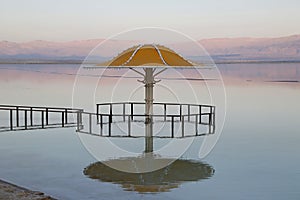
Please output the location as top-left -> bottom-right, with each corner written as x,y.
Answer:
0,105 -> 83,132
0,103 -> 215,138
76,102 -> 215,138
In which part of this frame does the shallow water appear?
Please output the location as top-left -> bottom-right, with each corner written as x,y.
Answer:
0,63 -> 299,199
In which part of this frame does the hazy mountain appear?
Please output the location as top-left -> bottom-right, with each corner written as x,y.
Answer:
0,35 -> 300,63
199,35 -> 300,62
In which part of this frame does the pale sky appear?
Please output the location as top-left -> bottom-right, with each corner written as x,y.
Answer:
1,0 -> 300,42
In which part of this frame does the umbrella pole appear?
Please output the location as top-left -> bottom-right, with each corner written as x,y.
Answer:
144,68 -> 154,153
131,67 -> 166,153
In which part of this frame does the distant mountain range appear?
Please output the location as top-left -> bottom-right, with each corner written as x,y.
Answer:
0,35 -> 300,63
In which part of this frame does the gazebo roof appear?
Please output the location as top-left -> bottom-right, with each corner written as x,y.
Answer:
98,44 -> 195,67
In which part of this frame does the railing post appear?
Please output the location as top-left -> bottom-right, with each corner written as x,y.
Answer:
46,108 -> 49,125
128,115 -> 131,137
100,114 -> 103,136
171,116 -> 174,138
131,103 -> 134,120
89,113 -> 92,134
181,116 -> 185,137
79,110 -> 83,126
199,105 -> 202,124
61,111 -> 65,127
109,104 -> 112,123
188,105 -> 190,122
209,118 -> 212,134
96,105 -> 99,123
24,110 -> 27,130
164,104 -> 167,122
212,106 -> 216,134
123,103 -> 126,122
209,106 -> 212,125
41,111 -> 44,128
65,109 -> 68,124
108,116 -> 111,137
30,107 -> 33,126
77,111 -> 80,131
16,106 -> 19,127
10,109 -> 13,130
179,105 -> 182,121
195,115 -> 198,136
208,106 -> 213,134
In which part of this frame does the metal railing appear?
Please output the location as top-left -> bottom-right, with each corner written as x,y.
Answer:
0,105 -> 83,132
0,103 -> 215,138
76,102 -> 215,138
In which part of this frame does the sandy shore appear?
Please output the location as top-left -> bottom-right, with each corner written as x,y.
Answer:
0,179 -> 55,200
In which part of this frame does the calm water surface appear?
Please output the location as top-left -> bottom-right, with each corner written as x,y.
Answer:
0,63 -> 299,199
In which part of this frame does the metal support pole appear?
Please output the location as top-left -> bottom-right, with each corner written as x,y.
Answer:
164,104 -> 167,122
16,106 -> 19,127
131,103 -> 133,120
79,110 -> 83,126
10,109 -> 13,130
130,67 -> 167,152
96,105 -> 99,123
24,110 -> 27,130
100,115 -> 103,136
213,106 -> 216,133
128,115 -> 131,137
188,105 -> 191,122
77,111 -> 80,131
89,113 -> 92,134
108,116 -> 111,137
62,111 -> 65,127
181,116 -> 185,138
30,107 -> 33,126
179,105 -> 182,121
195,115 -> 198,136
65,109 -> 68,124
123,103 -> 126,122
209,118 -> 212,134
41,111 -> 44,128
46,108 -> 49,125
199,105 -> 202,124
109,104 -> 112,124
171,116 -> 174,138
144,68 -> 154,153
210,106 -> 213,125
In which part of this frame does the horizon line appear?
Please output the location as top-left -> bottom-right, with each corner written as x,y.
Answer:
1,34 -> 300,43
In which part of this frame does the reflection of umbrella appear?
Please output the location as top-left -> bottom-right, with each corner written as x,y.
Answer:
84,158 -> 214,193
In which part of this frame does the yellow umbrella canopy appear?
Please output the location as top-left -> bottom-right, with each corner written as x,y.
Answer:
99,44 -> 195,67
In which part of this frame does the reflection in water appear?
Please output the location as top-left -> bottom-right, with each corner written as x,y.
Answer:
84,159 -> 214,193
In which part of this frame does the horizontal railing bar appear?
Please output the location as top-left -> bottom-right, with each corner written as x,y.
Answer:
0,108 -> 80,114
83,112 -> 212,118
96,102 -> 215,108
76,131 -> 210,139
82,112 -> 199,118
0,105 -> 83,112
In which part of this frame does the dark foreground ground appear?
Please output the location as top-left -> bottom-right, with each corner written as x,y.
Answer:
0,179 -> 55,200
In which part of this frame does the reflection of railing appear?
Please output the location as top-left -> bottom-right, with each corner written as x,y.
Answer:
76,102 -> 215,138
0,105 -> 83,132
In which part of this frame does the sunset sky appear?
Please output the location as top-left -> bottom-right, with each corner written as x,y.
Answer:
1,0 -> 300,42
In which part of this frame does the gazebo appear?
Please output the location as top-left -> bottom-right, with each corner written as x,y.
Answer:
77,44 -> 215,153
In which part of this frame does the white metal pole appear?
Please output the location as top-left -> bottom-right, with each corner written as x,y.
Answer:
144,68 -> 154,153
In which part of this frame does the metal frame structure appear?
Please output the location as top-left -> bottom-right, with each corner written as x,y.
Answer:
80,44 -> 217,153
0,105 -> 82,132
76,102 -> 215,143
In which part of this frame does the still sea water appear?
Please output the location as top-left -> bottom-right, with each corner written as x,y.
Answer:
0,63 -> 299,200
